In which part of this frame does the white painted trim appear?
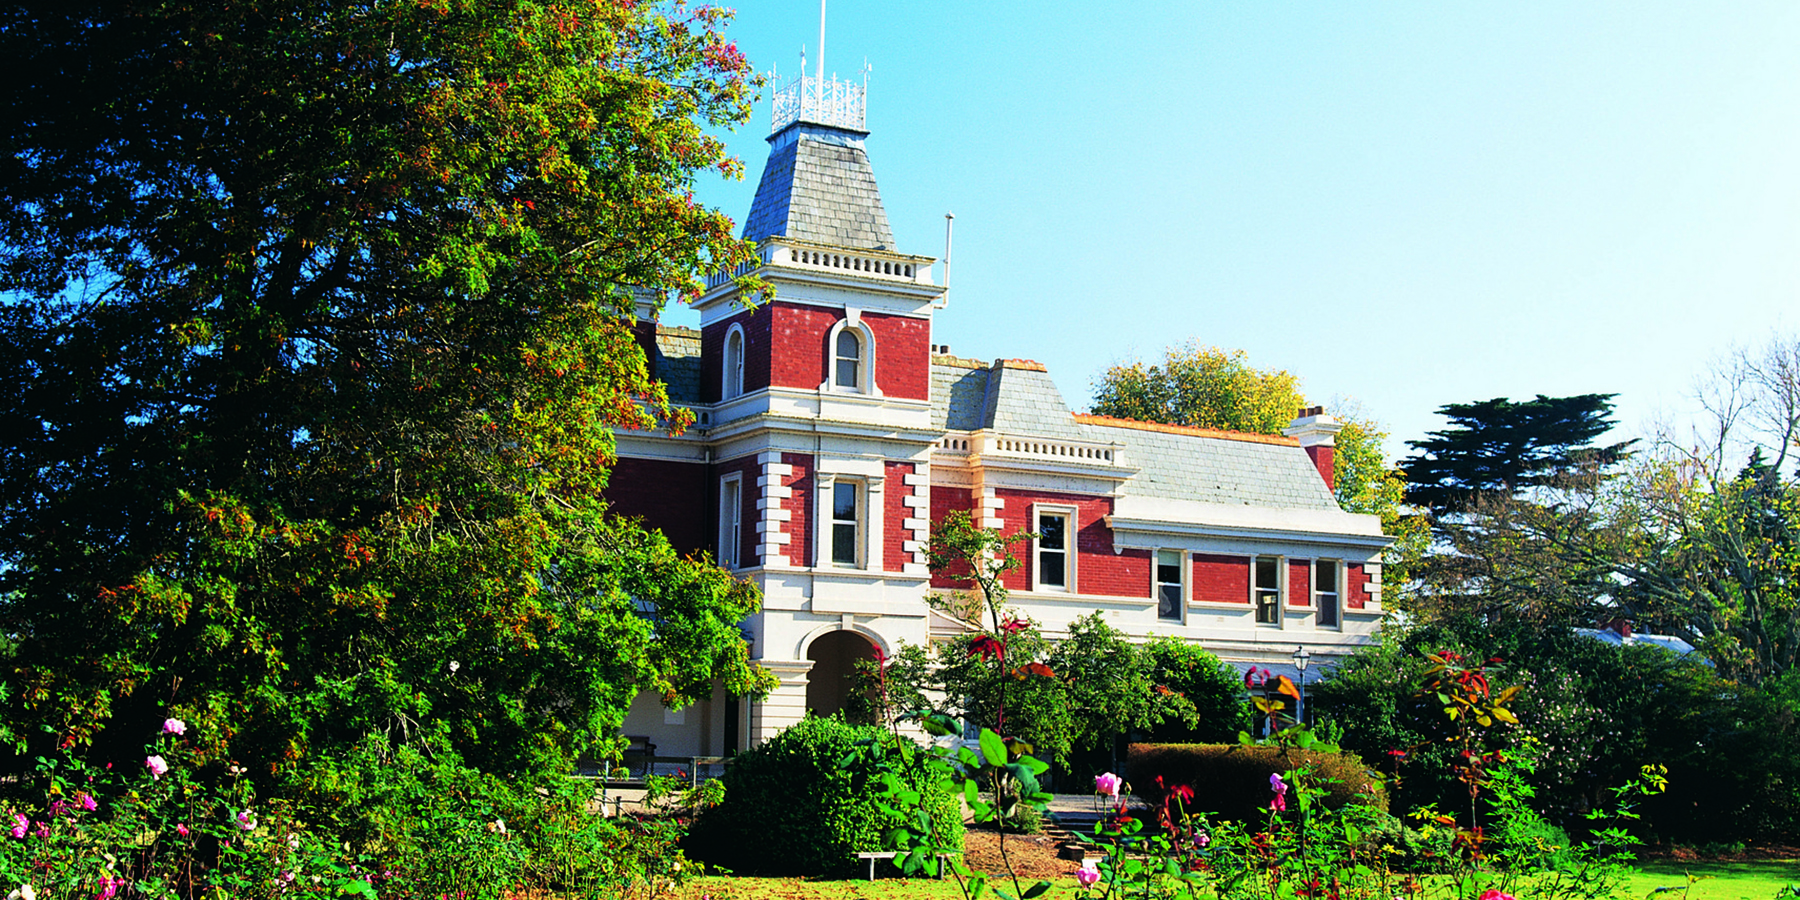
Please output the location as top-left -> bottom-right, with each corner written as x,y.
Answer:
1030,503 -> 1078,593
718,472 -> 744,570
722,323 -> 748,401
822,316 -> 882,398
1154,548 -> 1187,624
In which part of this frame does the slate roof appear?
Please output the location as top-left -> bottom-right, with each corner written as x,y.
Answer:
653,325 -> 702,405
1078,418 -> 1341,511
928,356 -> 1343,513
742,123 -> 896,251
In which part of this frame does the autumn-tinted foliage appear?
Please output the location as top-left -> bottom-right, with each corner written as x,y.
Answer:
0,0 -> 773,789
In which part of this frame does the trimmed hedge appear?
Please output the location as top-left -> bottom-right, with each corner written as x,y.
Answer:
686,716 -> 963,876
1128,743 -> 1387,819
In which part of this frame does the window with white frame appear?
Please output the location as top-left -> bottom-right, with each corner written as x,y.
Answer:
1156,549 -> 1184,620
833,329 -> 863,391
1253,556 -> 1282,625
829,480 -> 861,566
723,327 -> 745,399
718,475 -> 743,568
1034,508 -> 1073,591
1314,559 -> 1341,628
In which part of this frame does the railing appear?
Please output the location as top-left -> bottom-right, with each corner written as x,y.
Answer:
771,72 -> 865,133
704,238 -> 935,291
934,432 -> 1128,468
781,245 -> 918,281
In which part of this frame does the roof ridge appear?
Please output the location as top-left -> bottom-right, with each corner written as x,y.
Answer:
930,354 -> 986,370
1073,414 -> 1301,446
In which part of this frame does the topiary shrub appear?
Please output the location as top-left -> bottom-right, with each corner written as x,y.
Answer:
1128,743 -> 1387,820
686,716 -> 963,876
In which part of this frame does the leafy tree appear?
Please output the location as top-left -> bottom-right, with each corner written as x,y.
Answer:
1400,394 -> 1634,517
1314,617 -> 1800,842
1140,637 -> 1251,743
1396,394 -> 1635,626
1092,343 -> 1305,436
0,0 -> 773,786
1047,612 -> 1196,754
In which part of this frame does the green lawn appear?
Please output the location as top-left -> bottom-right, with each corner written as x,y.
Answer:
1622,861 -> 1799,900
670,861 -> 1799,900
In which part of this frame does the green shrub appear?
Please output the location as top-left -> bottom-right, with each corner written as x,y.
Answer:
1127,742 -> 1386,819
686,716 -> 963,876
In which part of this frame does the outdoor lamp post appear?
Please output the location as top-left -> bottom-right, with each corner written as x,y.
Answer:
1292,645 -> 1311,726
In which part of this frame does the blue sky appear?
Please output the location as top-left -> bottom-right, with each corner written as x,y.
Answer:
673,2 -> 1800,460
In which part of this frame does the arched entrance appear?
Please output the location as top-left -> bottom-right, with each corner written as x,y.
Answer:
805,630 -> 878,719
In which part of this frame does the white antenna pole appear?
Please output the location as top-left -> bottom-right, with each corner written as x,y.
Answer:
816,0 -> 827,101
937,212 -> 954,309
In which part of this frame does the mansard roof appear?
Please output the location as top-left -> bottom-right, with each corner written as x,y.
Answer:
929,356 -> 1344,513
742,123 -> 896,251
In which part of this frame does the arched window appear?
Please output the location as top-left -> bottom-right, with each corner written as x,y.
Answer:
834,329 -> 861,390
724,327 -> 745,399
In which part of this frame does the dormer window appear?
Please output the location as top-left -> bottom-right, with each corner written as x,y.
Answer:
724,327 -> 746,399
834,330 -> 861,390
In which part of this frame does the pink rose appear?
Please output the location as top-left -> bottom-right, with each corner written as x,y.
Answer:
1093,772 -> 1122,798
76,793 -> 97,813
161,718 -> 186,736
236,809 -> 256,831
176,824 -> 190,838
1076,860 -> 1101,888
8,814 -> 26,839
1479,892 -> 1516,900
145,755 -> 168,779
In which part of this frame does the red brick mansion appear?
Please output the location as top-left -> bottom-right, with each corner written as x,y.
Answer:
605,69 -> 1391,759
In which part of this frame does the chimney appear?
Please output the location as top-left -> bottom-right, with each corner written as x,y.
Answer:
1282,406 -> 1342,492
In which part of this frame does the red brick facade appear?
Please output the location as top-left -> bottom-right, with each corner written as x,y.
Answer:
989,490 -> 1146,598
1194,554 -> 1250,605
700,306 -> 773,403
717,455 -> 761,567
884,461 -> 915,572
864,312 -> 929,401
699,302 -> 932,402
778,453 -> 813,567
927,487 -> 975,588
1346,562 -> 1369,610
604,457 -> 710,557
1288,559 -> 1311,607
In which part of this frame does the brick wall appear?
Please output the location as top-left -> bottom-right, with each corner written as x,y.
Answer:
699,306 -> 773,402
1194,554 -> 1249,604
1346,562 -> 1369,610
717,455 -> 761,567
754,303 -> 929,400
864,312 -> 928,400
769,303 -> 839,389
781,453 -> 813,567
884,461 -> 914,572
1288,558 -> 1311,607
1305,445 -> 1335,492
928,487 -> 973,589
990,490 -> 1145,598
604,457 -> 709,557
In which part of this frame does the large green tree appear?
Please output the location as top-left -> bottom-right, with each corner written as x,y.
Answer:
0,0 -> 772,783
1399,394 -> 1634,517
